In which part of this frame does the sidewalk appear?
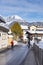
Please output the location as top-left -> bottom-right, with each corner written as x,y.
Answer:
21,48 -> 37,65
0,46 -> 11,53
0,42 -> 27,53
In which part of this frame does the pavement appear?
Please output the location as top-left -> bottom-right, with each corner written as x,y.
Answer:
21,48 -> 37,65
0,43 -> 29,65
0,42 -> 37,65
0,41 -> 28,53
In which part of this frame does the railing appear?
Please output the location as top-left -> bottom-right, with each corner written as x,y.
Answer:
33,43 -> 43,65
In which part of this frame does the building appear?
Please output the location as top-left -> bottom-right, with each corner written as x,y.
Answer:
28,25 -> 43,41
0,16 -> 9,49
21,25 -> 28,42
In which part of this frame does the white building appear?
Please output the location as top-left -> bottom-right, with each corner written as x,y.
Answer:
21,25 -> 28,42
0,16 -> 9,49
28,25 -> 43,41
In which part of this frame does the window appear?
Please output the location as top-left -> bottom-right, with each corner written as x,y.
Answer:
2,33 -> 6,40
32,29 -> 34,31
36,29 -> 43,31
0,33 -> 1,37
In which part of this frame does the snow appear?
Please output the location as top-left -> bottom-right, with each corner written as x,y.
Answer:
5,15 -> 24,25
35,38 -> 43,49
6,15 -> 23,22
14,15 -> 23,20
21,25 -> 28,29
38,40 -> 43,49
0,23 -> 9,29
29,30 -> 43,34
13,40 -> 17,45
30,40 -> 34,47
8,35 -> 13,38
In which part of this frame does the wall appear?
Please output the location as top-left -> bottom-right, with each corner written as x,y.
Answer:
30,26 -> 36,31
0,31 -> 8,49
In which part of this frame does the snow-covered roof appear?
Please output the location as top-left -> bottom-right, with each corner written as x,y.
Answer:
28,30 -> 43,34
8,35 -> 13,37
0,23 -> 9,29
0,16 -> 6,23
0,23 -> 9,32
21,25 -> 28,29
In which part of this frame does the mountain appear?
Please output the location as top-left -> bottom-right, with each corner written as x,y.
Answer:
6,15 -> 23,22
6,15 -> 43,27
5,15 -> 29,27
29,22 -> 43,27
0,15 -> 43,27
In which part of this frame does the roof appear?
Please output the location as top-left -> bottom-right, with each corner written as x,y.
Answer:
0,26 -> 9,32
28,30 -> 43,34
0,23 -> 9,32
21,25 -> 28,29
0,16 -> 9,32
0,16 -> 6,23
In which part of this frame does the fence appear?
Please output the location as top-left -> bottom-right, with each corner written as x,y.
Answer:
33,43 -> 43,65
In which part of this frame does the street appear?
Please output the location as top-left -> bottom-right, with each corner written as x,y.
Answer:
21,48 -> 37,65
0,44 -> 29,65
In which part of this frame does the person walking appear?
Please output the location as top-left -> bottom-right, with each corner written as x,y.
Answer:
27,36 -> 30,47
11,40 -> 14,49
26,31 -> 31,48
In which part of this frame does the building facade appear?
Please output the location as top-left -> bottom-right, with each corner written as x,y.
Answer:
0,16 -> 9,49
28,25 -> 43,40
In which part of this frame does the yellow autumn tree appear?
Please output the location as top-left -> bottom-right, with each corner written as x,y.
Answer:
10,22 -> 23,37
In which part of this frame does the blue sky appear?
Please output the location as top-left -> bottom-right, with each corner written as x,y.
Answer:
0,0 -> 43,23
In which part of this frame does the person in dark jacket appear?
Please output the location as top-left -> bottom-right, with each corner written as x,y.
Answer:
27,35 -> 30,47
26,31 -> 30,47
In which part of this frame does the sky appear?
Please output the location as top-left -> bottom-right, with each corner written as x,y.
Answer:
0,0 -> 43,23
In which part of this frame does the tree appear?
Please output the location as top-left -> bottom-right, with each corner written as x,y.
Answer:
10,22 -> 23,37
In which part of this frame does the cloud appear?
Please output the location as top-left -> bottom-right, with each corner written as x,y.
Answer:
0,0 -> 43,22
0,0 -> 43,13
